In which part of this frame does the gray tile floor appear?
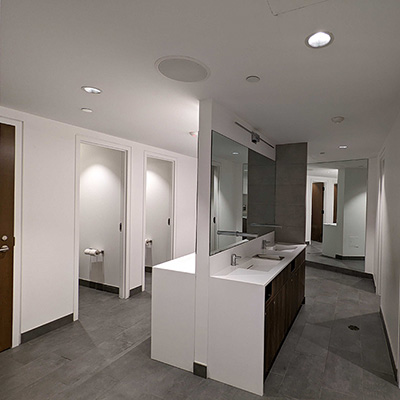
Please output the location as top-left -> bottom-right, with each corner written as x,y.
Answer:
0,270 -> 398,400
306,241 -> 365,272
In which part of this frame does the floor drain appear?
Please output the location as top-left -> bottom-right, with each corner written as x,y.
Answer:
348,325 -> 360,331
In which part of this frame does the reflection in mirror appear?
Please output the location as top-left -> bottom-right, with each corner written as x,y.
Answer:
210,132 -> 248,254
247,150 -> 276,238
306,159 -> 368,273
210,131 -> 276,255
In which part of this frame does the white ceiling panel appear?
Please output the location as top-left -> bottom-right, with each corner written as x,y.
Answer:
267,0 -> 330,16
1,0 -> 400,160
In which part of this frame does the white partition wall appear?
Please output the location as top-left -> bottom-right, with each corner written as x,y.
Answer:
195,99 -> 275,373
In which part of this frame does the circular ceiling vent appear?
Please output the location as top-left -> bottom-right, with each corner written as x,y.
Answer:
155,56 -> 210,83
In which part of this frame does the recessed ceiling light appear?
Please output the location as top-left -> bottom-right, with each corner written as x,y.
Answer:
339,145 -> 348,149
189,131 -> 198,137
246,75 -> 260,83
81,86 -> 102,94
155,56 -> 210,82
306,31 -> 334,48
81,108 -> 93,113
331,116 -> 345,124
232,152 -> 239,155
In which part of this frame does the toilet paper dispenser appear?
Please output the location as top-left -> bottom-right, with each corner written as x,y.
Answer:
84,248 -> 104,256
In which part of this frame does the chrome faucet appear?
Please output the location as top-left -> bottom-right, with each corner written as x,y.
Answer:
231,254 -> 241,266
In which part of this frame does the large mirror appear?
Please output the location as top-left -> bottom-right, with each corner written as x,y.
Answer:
210,131 -> 276,255
306,159 -> 368,273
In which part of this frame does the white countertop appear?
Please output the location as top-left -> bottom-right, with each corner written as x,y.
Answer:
153,253 -> 195,274
212,244 -> 307,287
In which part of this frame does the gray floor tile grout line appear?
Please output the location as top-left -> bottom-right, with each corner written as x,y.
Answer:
0,271 -> 396,400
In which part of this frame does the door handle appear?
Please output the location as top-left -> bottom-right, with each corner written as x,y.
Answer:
167,218 -> 171,226
0,245 -> 9,253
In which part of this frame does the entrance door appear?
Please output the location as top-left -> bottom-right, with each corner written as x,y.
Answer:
145,157 -> 174,266
0,123 -> 15,352
311,182 -> 324,242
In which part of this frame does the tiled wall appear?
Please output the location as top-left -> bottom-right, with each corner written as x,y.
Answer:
275,143 -> 307,243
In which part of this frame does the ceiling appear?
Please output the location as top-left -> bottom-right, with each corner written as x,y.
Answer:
1,0 -> 400,160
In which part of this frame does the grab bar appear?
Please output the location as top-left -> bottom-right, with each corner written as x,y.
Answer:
217,230 -> 258,238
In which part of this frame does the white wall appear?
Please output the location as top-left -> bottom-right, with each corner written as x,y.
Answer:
305,175 -> 337,243
365,158 -> 378,276
341,168 -> 367,256
0,105 -> 197,335
195,99 -> 275,367
146,157 -> 173,266
377,110 -> 400,381
79,144 -> 124,288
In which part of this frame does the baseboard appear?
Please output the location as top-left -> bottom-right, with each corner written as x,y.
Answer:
145,266 -> 152,273
379,308 -> 398,383
193,362 -> 207,378
335,255 -> 365,261
21,314 -> 73,343
129,285 -> 142,297
306,260 -> 374,280
79,279 -> 119,294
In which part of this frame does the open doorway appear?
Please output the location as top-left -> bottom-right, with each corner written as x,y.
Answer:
78,143 -> 127,300
306,160 -> 368,274
145,156 -> 175,271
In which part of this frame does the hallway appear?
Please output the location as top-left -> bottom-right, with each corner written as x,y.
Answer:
306,241 -> 366,273
0,269 -> 397,400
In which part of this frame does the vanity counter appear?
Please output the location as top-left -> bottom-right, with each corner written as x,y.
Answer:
208,243 -> 306,396
212,244 -> 306,286
153,252 -> 195,274
151,253 -> 195,372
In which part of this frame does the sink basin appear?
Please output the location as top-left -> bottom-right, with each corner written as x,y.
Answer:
268,244 -> 297,252
255,254 -> 284,260
240,256 -> 283,272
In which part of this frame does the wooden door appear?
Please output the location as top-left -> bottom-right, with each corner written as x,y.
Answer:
333,184 -> 338,223
0,123 -> 15,352
264,284 -> 288,376
311,182 -> 324,242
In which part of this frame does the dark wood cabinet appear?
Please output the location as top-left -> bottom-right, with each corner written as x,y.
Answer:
264,250 -> 305,377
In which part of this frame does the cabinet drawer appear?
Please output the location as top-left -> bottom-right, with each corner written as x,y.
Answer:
294,249 -> 305,271
270,265 -> 290,300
